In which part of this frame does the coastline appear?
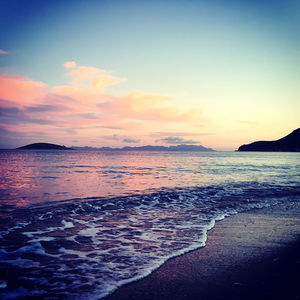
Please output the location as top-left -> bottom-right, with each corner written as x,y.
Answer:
104,201 -> 300,300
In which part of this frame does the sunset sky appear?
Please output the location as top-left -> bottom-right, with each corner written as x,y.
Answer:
0,0 -> 299,150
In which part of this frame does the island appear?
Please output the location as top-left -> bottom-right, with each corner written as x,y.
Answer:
237,128 -> 300,152
71,144 -> 215,152
17,143 -> 71,150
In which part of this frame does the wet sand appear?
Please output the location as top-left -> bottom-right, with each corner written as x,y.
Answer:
104,201 -> 300,300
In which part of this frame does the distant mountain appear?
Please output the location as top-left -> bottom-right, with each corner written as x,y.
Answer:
72,144 -> 215,152
237,128 -> 300,152
69,146 -> 98,150
17,143 -> 71,150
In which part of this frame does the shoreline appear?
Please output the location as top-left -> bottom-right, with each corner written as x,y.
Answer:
104,201 -> 300,300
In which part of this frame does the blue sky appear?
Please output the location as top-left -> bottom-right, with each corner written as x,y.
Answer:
0,0 -> 299,149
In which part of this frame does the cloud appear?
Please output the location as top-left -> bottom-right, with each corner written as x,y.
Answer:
0,105 -> 54,125
125,91 -> 172,112
66,112 -> 101,119
68,65 -> 105,80
123,138 -> 140,143
64,128 -> 77,135
51,85 -> 95,103
97,125 -> 122,130
158,136 -> 200,145
0,106 -> 21,116
92,74 -> 127,90
99,91 -> 200,122
0,74 -> 46,104
63,61 -> 77,68
53,63 -> 126,102
0,49 -> 8,55
26,104 -> 68,112
0,62 -> 203,147
102,134 -> 120,140
151,131 -> 213,137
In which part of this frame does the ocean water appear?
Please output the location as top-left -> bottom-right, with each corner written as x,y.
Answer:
0,150 -> 299,299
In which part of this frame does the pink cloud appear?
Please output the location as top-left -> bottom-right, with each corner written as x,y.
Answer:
68,66 -> 105,80
0,63 -> 203,147
51,85 -> 105,104
0,74 -> 46,105
0,49 -> 8,55
58,63 -> 127,100
63,61 -> 77,68
99,92 -> 170,115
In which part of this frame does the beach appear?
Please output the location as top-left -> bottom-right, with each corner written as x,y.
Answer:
104,201 -> 300,300
1,150 -> 299,299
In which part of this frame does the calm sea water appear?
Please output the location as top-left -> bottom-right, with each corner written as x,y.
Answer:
0,150 -> 299,299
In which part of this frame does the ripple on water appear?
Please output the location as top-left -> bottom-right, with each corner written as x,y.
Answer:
0,182 -> 300,299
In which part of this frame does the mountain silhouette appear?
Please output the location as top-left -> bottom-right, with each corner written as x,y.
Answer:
17,143 -> 71,150
72,144 -> 215,152
237,128 -> 300,152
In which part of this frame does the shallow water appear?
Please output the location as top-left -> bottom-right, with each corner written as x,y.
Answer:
0,150 -> 299,299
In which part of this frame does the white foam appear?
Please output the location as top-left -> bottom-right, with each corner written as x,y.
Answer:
1,182 -> 298,299
58,247 -> 92,258
62,219 -> 74,228
23,230 -> 55,238
79,227 -> 98,236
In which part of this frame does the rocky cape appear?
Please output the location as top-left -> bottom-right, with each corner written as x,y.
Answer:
237,128 -> 300,152
17,143 -> 71,150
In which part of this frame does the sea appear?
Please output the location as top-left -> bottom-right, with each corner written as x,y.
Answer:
0,150 -> 299,299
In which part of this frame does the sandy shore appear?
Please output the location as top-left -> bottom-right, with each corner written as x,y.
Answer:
104,201 -> 300,300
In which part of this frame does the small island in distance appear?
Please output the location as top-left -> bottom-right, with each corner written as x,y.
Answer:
17,143 -> 71,150
237,128 -> 300,152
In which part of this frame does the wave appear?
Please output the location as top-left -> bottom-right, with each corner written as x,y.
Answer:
0,182 -> 299,299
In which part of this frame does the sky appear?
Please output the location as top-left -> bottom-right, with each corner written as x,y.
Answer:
0,0 -> 299,150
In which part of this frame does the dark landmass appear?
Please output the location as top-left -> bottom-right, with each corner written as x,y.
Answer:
72,144 -> 215,152
17,143 -> 71,150
237,128 -> 300,152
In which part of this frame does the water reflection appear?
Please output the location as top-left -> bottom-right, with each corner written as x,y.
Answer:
0,150 -> 299,208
